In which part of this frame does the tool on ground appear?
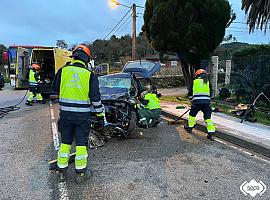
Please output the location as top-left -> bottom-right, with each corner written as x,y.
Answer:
174,96 -> 190,122
49,152 -> 76,170
175,109 -> 191,122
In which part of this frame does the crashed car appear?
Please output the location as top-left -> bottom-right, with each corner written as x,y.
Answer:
98,60 -> 161,137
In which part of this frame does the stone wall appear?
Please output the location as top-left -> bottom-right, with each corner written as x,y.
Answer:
151,75 -> 185,88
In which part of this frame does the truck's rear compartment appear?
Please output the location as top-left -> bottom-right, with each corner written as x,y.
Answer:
31,50 -> 55,94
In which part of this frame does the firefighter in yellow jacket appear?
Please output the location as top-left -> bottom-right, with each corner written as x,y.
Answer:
137,88 -> 161,129
185,69 -> 215,141
25,64 -> 45,106
52,45 -> 105,183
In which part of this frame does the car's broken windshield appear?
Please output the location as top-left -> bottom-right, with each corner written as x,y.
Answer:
99,77 -> 131,89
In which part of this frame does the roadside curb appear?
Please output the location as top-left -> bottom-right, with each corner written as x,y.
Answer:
161,110 -> 270,158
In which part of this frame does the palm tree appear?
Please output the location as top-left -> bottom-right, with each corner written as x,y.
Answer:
242,0 -> 270,33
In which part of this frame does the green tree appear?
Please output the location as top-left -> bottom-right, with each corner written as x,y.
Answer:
242,0 -> 270,33
136,32 -> 156,59
142,0 -> 232,87
89,34 -> 154,65
0,44 -> 7,67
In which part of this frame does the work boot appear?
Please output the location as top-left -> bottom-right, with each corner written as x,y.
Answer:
138,123 -> 148,129
37,99 -> 46,104
152,121 -> 160,127
207,134 -> 215,141
184,125 -> 193,133
25,101 -> 33,106
75,169 -> 93,183
56,170 -> 67,182
151,118 -> 160,127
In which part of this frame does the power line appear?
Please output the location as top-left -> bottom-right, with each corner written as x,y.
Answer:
228,26 -> 250,30
226,30 -> 246,33
112,14 -> 132,35
103,7 -> 132,40
136,5 -> 145,9
231,21 -> 247,25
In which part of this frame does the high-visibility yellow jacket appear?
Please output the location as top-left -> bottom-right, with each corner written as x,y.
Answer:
142,93 -> 161,110
52,59 -> 104,120
29,69 -> 40,86
189,78 -> 211,104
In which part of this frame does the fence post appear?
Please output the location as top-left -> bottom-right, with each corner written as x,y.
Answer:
211,56 -> 219,97
225,60 -> 231,85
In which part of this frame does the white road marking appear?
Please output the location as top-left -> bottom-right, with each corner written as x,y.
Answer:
49,101 -> 70,200
52,122 -> 60,150
215,138 -> 270,164
50,108 -> 55,120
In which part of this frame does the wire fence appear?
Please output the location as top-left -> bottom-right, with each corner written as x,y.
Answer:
230,55 -> 270,104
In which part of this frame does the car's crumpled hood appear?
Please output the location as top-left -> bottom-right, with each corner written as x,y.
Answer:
100,87 -> 129,100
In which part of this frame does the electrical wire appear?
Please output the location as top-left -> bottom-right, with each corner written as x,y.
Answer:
0,89 -> 29,119
103,7 -> 132,40
112,14 -> 132,35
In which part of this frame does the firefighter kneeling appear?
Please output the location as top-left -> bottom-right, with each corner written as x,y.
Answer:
185,69 -> 216,141
25,63 -> 45,106
137,88 -> 161,129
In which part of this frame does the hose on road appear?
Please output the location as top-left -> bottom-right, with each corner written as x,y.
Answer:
0,89 -> 29,119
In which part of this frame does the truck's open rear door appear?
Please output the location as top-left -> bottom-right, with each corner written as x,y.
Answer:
16,47 -> 29,89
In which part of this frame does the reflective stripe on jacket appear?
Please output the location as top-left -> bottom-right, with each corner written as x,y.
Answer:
192,78 -> 211,104
144,93 -> 161,110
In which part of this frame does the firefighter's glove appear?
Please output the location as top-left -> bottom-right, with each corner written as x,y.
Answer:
96,116 -> 105,131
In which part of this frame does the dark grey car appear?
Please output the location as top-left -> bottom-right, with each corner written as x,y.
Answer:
98,60 -> 161,137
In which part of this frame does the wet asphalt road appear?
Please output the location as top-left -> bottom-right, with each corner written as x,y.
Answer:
0,86 -> 270,200
0,84 -> 28,107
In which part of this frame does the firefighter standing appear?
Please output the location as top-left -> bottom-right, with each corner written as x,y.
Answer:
137,89 -> 161,129
185,69 -> 215,141
52,45 -> 105,183
25,63 -> 44,106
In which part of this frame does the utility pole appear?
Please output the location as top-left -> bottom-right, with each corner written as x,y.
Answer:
132,3 -> 136,61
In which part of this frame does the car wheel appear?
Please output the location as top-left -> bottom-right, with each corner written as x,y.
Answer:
127,111 -> 137,134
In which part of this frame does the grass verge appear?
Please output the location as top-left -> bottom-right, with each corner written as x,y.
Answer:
161,95 -> 270,126
160,95 -> 190,104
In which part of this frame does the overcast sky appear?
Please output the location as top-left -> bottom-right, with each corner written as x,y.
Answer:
0,0 -> 269,47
